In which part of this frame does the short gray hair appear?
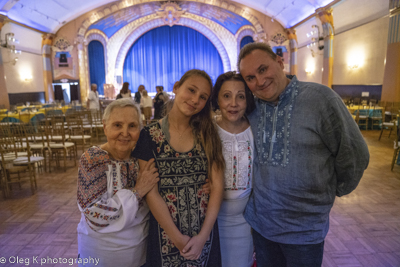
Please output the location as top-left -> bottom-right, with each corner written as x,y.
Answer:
237,42 -> 277,71
103,98 -> 142,129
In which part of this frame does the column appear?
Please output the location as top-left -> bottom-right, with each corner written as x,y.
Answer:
381,0 -> 400,102
77,39 -> 89,104
286,29 -> 298,76
316,8 -> 334,88
42,34 -> 55,102
0,19 -> 10,109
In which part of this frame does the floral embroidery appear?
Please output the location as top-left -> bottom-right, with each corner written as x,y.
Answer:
145,122 -> 214,266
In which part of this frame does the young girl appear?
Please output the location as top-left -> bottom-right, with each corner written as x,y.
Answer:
211,71 -> 255,267
132,69 -> 225,266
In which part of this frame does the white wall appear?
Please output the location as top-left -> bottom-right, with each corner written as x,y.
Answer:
1,23 -> 45,93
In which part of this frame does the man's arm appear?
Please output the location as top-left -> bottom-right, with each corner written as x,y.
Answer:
320,96 -> 369,196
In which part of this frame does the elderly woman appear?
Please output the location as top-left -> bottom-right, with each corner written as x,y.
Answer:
77,98 -> 159,267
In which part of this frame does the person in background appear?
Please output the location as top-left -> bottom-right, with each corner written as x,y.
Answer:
238,42 -> 370,266
153,85 -> 165,120
132,69 -> 224,266
210,71 -> 255,267
117,82 -> 132,99
77,99 -> 159,267
140,90 -> 153,124
135,85 -> 145,104
87,84 -> 100,112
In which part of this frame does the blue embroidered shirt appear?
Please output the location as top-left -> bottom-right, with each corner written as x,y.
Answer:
244,75 -> 369,244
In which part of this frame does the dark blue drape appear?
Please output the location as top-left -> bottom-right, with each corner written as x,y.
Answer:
88,41 -> 106,95
240,36 -> 254,49
123,25 -> 224,94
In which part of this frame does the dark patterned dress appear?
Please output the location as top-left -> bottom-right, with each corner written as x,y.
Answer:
132,122 -> 221,267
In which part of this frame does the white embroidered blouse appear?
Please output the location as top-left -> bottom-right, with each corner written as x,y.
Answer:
217,124 -> 254,200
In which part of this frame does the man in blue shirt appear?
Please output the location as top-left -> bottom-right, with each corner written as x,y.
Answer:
238,42 -> 369,266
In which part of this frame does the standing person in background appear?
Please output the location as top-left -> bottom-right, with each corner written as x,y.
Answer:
211,71 -> 255,267
153,86 -> 165,120
133,69 -> 224,266
135,85 -> 145,104
116,82 -> 132,99
88,84 -> 100,112
238,42 -> 370,267
140,90 -> 153,124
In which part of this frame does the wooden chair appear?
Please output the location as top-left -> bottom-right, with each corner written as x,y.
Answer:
0,125 -> 43,197
355,109 -> 368,130
66,115 -> 91,154
391,116 -> 400,171
45,122 -> 77,172
370,107 -> 382,130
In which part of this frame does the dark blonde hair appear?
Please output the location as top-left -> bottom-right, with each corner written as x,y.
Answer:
173,69 -> 225,181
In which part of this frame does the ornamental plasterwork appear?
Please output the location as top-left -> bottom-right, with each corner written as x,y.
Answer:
53,37 -> 73,52
105,13 -> 159,83
270,33 -> 288,45
183,12 -> 237,69
156,2 -> 185,26
76,0 -> 265,38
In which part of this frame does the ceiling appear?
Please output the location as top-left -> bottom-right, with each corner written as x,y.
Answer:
0,0 -> 336,34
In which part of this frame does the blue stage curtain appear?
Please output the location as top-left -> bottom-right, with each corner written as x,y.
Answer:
123,25 -> 224,94
240,36 -> 254,49
88,41 -> 106,95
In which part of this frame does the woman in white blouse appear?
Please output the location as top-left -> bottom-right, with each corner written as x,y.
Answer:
77,99 -> 159,267
211,71 -> 256,267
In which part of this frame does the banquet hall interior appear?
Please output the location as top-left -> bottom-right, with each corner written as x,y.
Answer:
0,0 -> 399,266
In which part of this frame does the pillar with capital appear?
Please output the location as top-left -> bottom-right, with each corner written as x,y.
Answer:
42,34 -> 55,102
316,8 -> 334,88
381,0 -> 400,102
0,18 -> 10,109
286,29 -> 298,76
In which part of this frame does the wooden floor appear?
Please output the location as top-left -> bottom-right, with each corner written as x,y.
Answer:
0,130 -> 399,267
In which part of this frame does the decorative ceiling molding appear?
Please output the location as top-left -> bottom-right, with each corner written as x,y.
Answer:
76,0 -> 265,38
156,2 -> 186,27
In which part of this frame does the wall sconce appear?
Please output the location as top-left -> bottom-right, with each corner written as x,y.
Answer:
306,25 -> 324,51
21,72 -> 33,82
305,65 -> 314,75
348,64 -> 359,70
347,52 -> 364,70
1,33 -> 22,54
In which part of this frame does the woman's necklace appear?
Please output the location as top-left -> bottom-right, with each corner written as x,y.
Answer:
169,116 -> 190,140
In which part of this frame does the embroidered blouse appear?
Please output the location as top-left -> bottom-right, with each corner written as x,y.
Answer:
217,124 -> 254,200
77,146 -> 149,252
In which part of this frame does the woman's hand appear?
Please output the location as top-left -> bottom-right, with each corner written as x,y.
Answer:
134,158 -> 159,198
202,179 -> 211,195
180,234 -> 208,260
174,234 -> 191,252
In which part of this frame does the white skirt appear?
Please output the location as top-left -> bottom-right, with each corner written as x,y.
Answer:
218,196 -> 254,267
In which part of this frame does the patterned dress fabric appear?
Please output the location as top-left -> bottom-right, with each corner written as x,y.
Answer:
77,147 -> 149,267
216,125 -> 254,267
132,122 -> 221,267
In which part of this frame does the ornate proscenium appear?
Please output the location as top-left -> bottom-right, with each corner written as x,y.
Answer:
156,2 -> 185,27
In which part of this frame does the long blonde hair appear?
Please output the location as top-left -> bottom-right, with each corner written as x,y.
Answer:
173,69 -> 225,181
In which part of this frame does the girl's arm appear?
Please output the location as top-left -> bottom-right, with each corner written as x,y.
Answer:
138,159 -> 191,251
181,165 -> 224,260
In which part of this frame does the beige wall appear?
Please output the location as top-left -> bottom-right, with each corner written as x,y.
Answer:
332,16 -> 388,85
1,23 -> 45,94
294,17 -> 324,83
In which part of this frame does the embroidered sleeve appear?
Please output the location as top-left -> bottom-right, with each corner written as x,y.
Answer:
78,163 -> 143,233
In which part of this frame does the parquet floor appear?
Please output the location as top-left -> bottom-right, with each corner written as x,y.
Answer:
0,130 -> 399,267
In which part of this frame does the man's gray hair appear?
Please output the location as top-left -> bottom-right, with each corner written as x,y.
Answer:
103,98 -> 142,129
237,42 -> 277,71
91,83 -> 97,89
